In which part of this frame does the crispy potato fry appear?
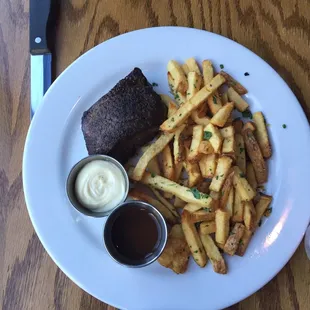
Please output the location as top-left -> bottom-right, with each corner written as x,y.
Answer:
225,187 -> 234,217
253,112 -> 272,159
188,125 -> 204,163
168,72 -> 186,105
174,197 -> 186,208
232,166 -> 256,201
162,145 -> 175,181
207,92 -> 223,115
220,71 -> 247,95
233,119 -> 244,134
150,187 -> 179,218
147,157 -> 161,175
210,102 -> 234,127
190,210 -> 215,223
134,172 -> 213,207
202,60 -> 214,84
182,63 -> 190,75
210,190 -> 221,200
231,190 -> 244,222
200,233 -> 227,274
129,189 -> 177,224
243,121 -> 256,132
221,92 -> 228,104
209,156 -> 233,192
199,154 -> 218,178
246,162 -> 257,190
243,201 -> 256,231
168,101 -> 179,118
191,112 -> 210,126
222,136 -> 235,155
224,223 -> 245,256
255,194 -> 272,225
204,123 -> 223,153
200,221 -> 216,234
160,74 -> 226,132
184,203 -> 202,213
219,171 -> 234,209
181,210 -> 207,267
243,128 -> 268,184
173,125 -> 186,164
227,87 -> 249,112
174,161 -> 184,182
215,209 -> 230,245
187,72 -> 202,100
167,60 -> 188,94
220,126 -> 235,138
132,133 -> 175,181
198,140 -> 214,155
236,228 -> 252,256
185,58 -> 201,75
235,133 -> 246,174
183,160 -> 202,188
160,94 -> 176,107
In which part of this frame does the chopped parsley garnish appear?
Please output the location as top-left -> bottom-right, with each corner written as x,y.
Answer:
220,174 -> 224,177
204,207 -> 212,212
242,109 -> 253,119
220,64 -> 224,69
194,84 -> 196,88
239,240 -> 244,246
282,124 -> 287,129
179,113 -> 182,117
213,95 -> 217,104
151,82 -> 158,87
239,173 -> 245,178
151,172 -> 156,178
240,147 -> 245,153
171,117 -> 175,122
216,176 -> 219,180
244,72 -> 250,76
203,131 -> 212,140
201,193 -> 210,199
188,187 -> 201,199
194,250 -> 198,253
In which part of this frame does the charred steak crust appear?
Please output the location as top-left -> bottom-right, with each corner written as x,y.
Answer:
81,68 -> 167,164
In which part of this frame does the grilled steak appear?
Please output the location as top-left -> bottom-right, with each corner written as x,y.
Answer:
81,68 -> 167,164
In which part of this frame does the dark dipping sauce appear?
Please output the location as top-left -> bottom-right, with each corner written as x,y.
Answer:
111,207 -> 159,261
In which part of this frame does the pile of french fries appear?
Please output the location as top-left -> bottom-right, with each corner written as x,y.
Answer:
128,58 -> 273,274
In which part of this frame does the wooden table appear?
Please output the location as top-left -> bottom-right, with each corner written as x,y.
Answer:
1,0 -> 309,309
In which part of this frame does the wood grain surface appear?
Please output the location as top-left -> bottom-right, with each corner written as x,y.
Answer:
1,0 -> 309,309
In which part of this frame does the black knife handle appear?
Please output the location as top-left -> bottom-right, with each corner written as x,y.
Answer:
30,0 -> 52,55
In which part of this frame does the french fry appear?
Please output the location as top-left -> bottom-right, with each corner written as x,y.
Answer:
221,92 -> 228,104
167,60 -> 188,94
236,228 -> 253,256
199,154 -> 218,178
198,140 -> 214,155
129,189 -> 177,224
188,125 -> 204,163
173,125 -> 186,164
134,172 -> 213,207
243,201 -> 256,231
224,223 -> 245,256
199,233 -> 227,274
220,71 -> 248,95
168,72 -> 187,105
149,187 -> 179,218
190,210 -> 215,223
182,63 -> 190,75
231,190 -> 244,222
246,162 -> 257,190
202,60 -> 214,84
232,166 -> 256,201
174,196 -> 186,208
185,57 -> 201,75
243,121 -> 256,132
147,156 -> 161,176
209,156 -> 233,192
191,111 -> 210,126
181,210 -> 207,267
235,134 -> 246,174
215,209 -> 230,245
184,203 -> 202,213
200,221 -> 216,234
132,133 -> 175,181
219,171 -> 234,209
207,92 -> 223,115
227,87 -> 249,112
204,123 -> 223,153
160,74 -> 226,132
255,194 -> 272,225
225,188 -> 234,217
220,125 -> 235,138
210,102 -> 234,127
243,128 -> 268,184
222,136 -> 235,156
160,94 -> 176,108
187,72 -> 202,100
182,125 -> 193,138
162,145 -> 175,181
168,101 -> 178,118
233,119 -> 244,134
253,112 -> 272,159
183,160 -> 202,188
174,161 -> 184,182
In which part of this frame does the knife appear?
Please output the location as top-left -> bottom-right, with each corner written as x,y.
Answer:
30,0 -> 53,118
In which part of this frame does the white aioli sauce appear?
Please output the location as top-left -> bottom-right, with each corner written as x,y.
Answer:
75,160 -> 125,212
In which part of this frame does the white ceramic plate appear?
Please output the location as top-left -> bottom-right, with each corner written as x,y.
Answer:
23,27 -> 310,310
